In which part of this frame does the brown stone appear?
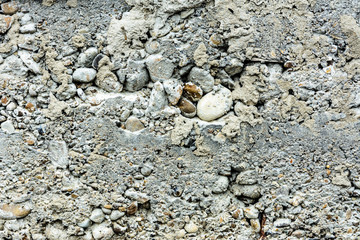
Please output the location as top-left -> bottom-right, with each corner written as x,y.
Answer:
177,97 -> 196,118
0,204 -> 31,220
125,116 -> 145,132
183,82 -> 203,102
25,102 -> 35,112
0,14 -> 13,34
126,202 -> 138,215
1,2 -> 18,15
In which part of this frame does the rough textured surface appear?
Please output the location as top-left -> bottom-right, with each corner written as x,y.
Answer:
0,0 -> 360,239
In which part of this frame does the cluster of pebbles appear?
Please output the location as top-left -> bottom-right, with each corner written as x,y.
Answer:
0,0 -> 360,239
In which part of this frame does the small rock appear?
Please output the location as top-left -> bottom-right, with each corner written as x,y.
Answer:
0,14 -> 13,34
250,219 -> 260,232
78,219 -> 91,228
126,202 -> 138,215
95,68 -> 122,93
274,218 -> 291,228
19,23 -> 36,34
177,97 -> 196,118
184,221 -> 198,233
90,208 -> 105,223
236,170 -> 258,185
140,164 -> 153,176
146,82 -> 168,115
72,34 -> 86,48
243,206 -> 258,219
231,184 -> 261,199
92,223 -> 114,240
292,230 -> 305,238
175,229 -> 187,238
120,60 -> 149,91
332,174 -> 351,187
197,86 -> 233,121
56,83 -> 77,101
112,223 -> 127,234
163,79 -> 183,105
125,116 -> 145,132
145,40 -> 160,54
187,67 -> 214,93
146,54 -> 175,82
1,120 -> 15,134
193,42 -> 208,67
284,61 -> 296,68
66,0 -> 77,7
73,68 -> 97,83
78,47 -> 98,67
0,204 -> 31,220
183,82 -> 203,102
125,189 -> 149,204
101,207 -> 112,215
77,88 -> 87,101
110,210 -> 125,221
1,2 -> 18,15
92,54 -> 105,70
6,102 -> 16,111
18,51 -> 41,74
45,225 -> 68,240
48,140 -> 69,169
212,176 -> 229,194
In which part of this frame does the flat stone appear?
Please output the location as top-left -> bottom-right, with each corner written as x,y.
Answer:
243,206 -> 258,219
78,218 -> 91,228
145,82 -> 168,115
231,184 -> 261,199
18,51 -> 41,74
0,14 -> 13,34
187,67 -> 214,93
109,210 -> 125,221
163,79 -> 183,105
1,120 -> 15,134
184,221 -> 198,233
48,140 -> 69,169
125,116 -> 145,132
19,23 -> 36,34
236,170 -> 258,185
120,60 -> 149,91
0,204 -> 31,220
197,86 -> 233,121
1,2 -> 18,15
274,218 -> 291,228
90,208 -> 105,223
73,68 -> 97,83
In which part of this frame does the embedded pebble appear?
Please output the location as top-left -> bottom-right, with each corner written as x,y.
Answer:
73,68 -> 97,83
91,223 -> 114,240
19,23 -> 37,34
187,67 -> 214,93
146,54 -> 175,82
184,221 -> 198,233
1,120 -> 15,134
163,79 -> 183,105
78,47 -> 98,67
243,206 -> 259,219
197,86 -> 233,121
1,2 -> 18,15
110,210 -> 125,221
177,97 -> 196,118
0,204 -> 31,220
183,82 -> 203,102
90,208 -> 105,223
274,218 -> 291,228
212,176 -> 229,194
0,14 -> 12,34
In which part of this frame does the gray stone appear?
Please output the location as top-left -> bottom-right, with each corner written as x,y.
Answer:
0,55 -> 28,77
119,60 -> 149,92
18,51 -> 41,74
78,47 -> 98,67
90,208 -> 105,223
140,164 -> 153,176
146,54 -> 175,82
163,79 -> 183,105
197,86 -> 233,121
91,223 -> 114,240
187,67 -> 214,93
146,82 -> 168,115
184,221 -> 198,233
231,184 -> 261,199
73,68 -> 97,83
212,176 -> 229,194
1,120 -> 15,134
274,218 -> 291,228
78,218 -> 92,228
236,170 -> 258,185
48,140 -> 69,169
19,23 -> 36,34
332,174 -> 351,187
109,210 -> 125,221
125,116 -> 145,132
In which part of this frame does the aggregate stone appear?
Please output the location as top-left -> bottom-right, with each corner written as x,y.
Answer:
125,116 -> 145,132
73,68 -> 97,83
19,23 -> 36,34
146,54 -> 175,82
274,218 -> 291,228
184,221 -> 198,233
0,14 -> 12,34
90,208 -> 105,223
48,140 -> 69,169
1,120 -> 15,134
91,223 -> 114,240
197,86 -> 233,121
78,47 -> 98,67
212,176 -> 229,194
109,210 -> 125,221
187,67 -> 214,93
